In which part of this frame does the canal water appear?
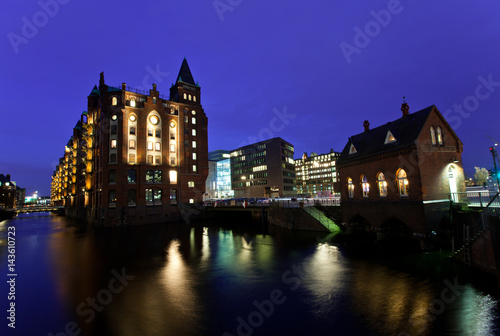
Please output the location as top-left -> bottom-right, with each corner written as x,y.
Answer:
0,213 -> 499,336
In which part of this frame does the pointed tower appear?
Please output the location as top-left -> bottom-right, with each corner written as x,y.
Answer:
170,58 -> 201,104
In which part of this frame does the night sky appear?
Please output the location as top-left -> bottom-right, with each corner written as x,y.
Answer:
1,0 -> 499,196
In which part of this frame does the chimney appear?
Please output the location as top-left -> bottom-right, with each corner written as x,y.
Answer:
363,120 -> 370,132
6,174 -> 10,181
401,96 -> 409,117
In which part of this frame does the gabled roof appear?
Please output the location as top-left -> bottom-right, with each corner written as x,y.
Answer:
338,105 -> 435,164
89,85 -> 100,97
175,58 -> 196,85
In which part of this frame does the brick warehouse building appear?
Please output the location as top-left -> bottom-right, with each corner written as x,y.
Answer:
337,103 -> 465,246
51,59 -> 208,226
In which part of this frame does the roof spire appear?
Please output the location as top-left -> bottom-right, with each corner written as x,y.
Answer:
401,96 -> 409,117
176,58 -> 196,85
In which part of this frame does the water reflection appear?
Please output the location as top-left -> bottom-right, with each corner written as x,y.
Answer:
2,215 -> 499,336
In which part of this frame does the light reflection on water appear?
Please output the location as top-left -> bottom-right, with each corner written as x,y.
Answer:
0,214 -> 499,336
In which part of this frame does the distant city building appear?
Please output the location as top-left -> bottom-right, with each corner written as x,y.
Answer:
0,174 -> 18,209
51,59 -> 209,226
231,137 -> 296,198
337,103 -> 465,245
295,149 -> 340,197
205,150 -> 233,199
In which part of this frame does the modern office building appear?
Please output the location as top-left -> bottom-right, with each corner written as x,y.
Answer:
51,59 -> 209,226
205,150 -> 233,199
231,137 -> 296,198
295,149 -> 340,197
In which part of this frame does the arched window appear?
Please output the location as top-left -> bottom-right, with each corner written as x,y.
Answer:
437,127 -> 443,145
130,98 -> 136,107
397,169 -> 409,196
153,97 -> 157,105
430,127 -> 436,145
361,175 -> 369,197
112,96 -> 117,105
183,93 -> 187,100
188,94 -> 192,101
347,177 -> 354,198
193,95 -> 197,102
377,172 -> 387,197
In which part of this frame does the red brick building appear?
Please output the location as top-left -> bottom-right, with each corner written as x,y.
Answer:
52,59 -> 208,226
337,103 -> 465,244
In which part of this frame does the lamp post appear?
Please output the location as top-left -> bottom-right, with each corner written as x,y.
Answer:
489,145 -> 500,192
241,176 -> 246,198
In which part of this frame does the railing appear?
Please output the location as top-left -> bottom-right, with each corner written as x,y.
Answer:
449,191 -> 500,208
111,85 -> 169,100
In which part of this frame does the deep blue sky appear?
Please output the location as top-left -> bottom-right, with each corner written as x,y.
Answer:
1,0 -> 499,196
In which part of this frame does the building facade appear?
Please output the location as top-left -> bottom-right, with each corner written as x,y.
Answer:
231,137 -> 296,198
337,103 -> 465,244
51,59 -> 209,226
0,174 -> 18,209
295,149 -> 340,197
204,150 -> 233,199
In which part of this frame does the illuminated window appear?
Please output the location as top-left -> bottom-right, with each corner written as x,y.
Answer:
437,127 -> 443,145
191,110 -> 196,115
377,172 -> 387,197
188,94 -> 192,101
153,97 -> 157,104
148,129 -> 153,137
193,96 -> 196,102
192,153 -> 197,160
189,199 -> 194,204
361,175 -> 369,197
170,170 -> 177,184
128,154 -> 135,164
397,169 -> 409,196
128,189 -> 136,204
150,115 -> 159,125
147,155 -> 153,164
191,129 -> 196,137
193,165 -> 197,172
145,189 -> 162,205
129,115 -> 137,122
146,170 -> 162,183
347,177 -> 354,198
430,127 -> 436,145
192,117 -> 196,124
147,142 -> 153,150
188,181 -> 195,187
155,142 -> 161,151
129,140 -> 136,149
192,141 -> 197,148
130,126 -> 136,135
170,144 -> 175,153
170,131 -> 175,140
130,98 -> 136,107
183,93 -> 187,100
185,116 -> 189,123
109,170 -> 116,184
111,114 -> 117,121
111,139 -> 117,149
128,169 -> 136,183
112,97 -> 117,105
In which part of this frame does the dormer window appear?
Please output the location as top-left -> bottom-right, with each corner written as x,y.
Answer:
384,130 -> 396,144
437,127 -> 443,145
349,143 -> 357,154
